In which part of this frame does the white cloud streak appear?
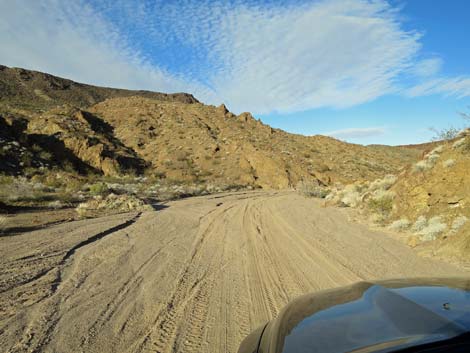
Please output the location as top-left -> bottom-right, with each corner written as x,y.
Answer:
0,0 -> 469,114
410,57 -> 443,77
406,76 -> 470,98
325,127 -> 386,139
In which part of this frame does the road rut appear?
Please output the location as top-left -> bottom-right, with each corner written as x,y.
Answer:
0,191 -> 467,353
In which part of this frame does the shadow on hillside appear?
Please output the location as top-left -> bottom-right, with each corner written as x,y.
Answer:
28,133 -> 98,175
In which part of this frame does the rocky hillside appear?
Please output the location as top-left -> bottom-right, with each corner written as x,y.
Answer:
0,65 -> 197,112
388,131 -> 470,263
323,130 -> 470,265
0,65 -> 422,190
88,97 -> 422,188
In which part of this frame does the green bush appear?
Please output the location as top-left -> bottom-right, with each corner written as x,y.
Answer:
89,182 -> 109,196
368,195 -> 393,215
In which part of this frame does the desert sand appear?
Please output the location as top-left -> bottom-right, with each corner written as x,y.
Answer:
1,191 -> 467,353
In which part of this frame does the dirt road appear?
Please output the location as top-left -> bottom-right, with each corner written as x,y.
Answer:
1,191 -> 467,353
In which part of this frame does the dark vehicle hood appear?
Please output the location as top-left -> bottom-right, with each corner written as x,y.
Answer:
242,278 -> 470,353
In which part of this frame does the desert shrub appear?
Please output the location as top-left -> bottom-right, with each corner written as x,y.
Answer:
426,153 -> 440,163
341,191 -> 361,207
429,127 -> 460,141
452,138 -> 466,149
417,216 -> 447,241
369,175 -> 397,191
48,200 -> 65,209
368,190 -> 394,216
413,160 -> 432,173
76,193 -> 152,218
451,215 -> 468,233
65,178 -> 85,192
370,213 -> 387,224
430,145 -> 445,154
325,183 -> 366,207
297,181 -> 330,198
443,159 -> 455,168
89,182 -> 109,196
388,219 -> 410,232
42,174 -> 64,189
411,216 -> 427,232
413,146 -> 446,173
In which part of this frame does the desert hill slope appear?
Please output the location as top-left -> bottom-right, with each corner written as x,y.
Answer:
0,65 -> 197,112
0,65 -> 422,189
89,96 -> 421,188
322,131 -> 470,265
389,131 -> 470,263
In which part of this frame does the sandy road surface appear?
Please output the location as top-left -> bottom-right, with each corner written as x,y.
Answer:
1,191 -> 467,353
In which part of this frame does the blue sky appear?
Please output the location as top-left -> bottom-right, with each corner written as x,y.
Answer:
1,0 -> 470,145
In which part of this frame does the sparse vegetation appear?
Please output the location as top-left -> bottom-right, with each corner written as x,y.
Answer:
429,145 -> 444,154
325,175 -> 397,221
297,181 -> 330,198
367,190 -> 394,217
412,144 -> 446,173
413,159 -> 432,173
451,215 -> 468,234
429,126 -> 460,141
341,190 -> 362,207
452,138 -> 466,149
416,216 -> 447,242
369,174 -> 396,191
76,193 -> 152,218
443,159 -> 455,168
388,219 -> 410,232
48,200 -> 65,209
89,182 -> 109,196
426,152 -> 440,163
411,216 -> 427,232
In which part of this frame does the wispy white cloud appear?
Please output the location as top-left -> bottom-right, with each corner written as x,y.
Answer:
325,127 -> 386,139
0,0 -> 468,115
406,76 -> 470,98
404,56 -> 470,99
410,57 -> 443,77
